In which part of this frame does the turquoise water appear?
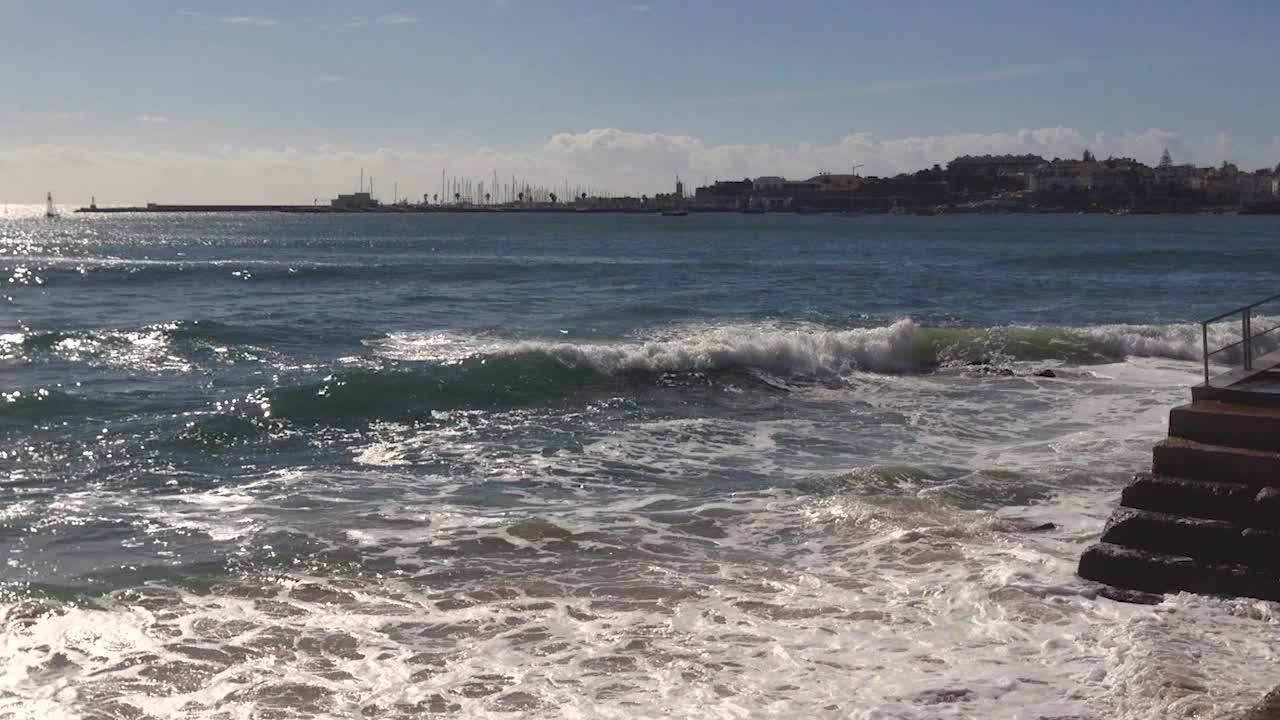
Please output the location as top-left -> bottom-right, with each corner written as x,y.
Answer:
2,212 -> 1279,718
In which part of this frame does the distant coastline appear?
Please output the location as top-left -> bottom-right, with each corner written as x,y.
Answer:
73,202 -> 1280,215
72,148 -> 1280,216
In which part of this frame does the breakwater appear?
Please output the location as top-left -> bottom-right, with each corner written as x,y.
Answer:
75,204 -> 736,214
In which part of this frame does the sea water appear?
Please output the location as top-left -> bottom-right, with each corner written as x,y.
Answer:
1,210 -> 1278,718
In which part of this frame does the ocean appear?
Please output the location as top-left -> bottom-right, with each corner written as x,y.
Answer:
2,208 -> 1279,718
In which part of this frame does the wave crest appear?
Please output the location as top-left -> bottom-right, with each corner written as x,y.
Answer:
372,317 -> 1272,376
516,320 -> 929,375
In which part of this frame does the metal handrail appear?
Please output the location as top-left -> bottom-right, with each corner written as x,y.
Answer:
1201,292 -> 1280,385
1201,292 -> 1280,325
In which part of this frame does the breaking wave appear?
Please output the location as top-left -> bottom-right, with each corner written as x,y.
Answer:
7,316 -> 1260,375
13,318 -> 1261,426
371,317 -> 1272,375
232,318 -> 1260,425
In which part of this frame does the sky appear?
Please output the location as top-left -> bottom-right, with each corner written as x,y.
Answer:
2,1 -> 1279,204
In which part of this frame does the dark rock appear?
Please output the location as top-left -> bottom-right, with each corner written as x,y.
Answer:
965,358 -> 992,367
963,361 -> 1015,377
1097,586 -> 1164,605
1245,686 -> 1280,720
913,688 -> 974,705
492,691 -> 544,711
1034,369 -> 1057,378
506,518 -> 573,542
1028,522 -> 1057,532
289,584 -> 356,605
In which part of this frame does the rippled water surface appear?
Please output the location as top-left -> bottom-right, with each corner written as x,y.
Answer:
2,210 -> 1279,718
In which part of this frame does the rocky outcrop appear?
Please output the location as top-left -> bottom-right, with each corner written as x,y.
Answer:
1246,687 -> 1280,720
1078,401 -> 1280,601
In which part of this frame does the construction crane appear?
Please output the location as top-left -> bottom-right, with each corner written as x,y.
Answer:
849,164 -> 865,212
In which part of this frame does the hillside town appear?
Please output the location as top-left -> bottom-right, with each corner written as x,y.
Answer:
692,149 -> 1280,214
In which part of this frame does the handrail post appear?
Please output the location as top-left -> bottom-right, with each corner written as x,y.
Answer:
1203,322 -> 1210,385
1201,292 -> 1280,387
1244,309 -> 1253,371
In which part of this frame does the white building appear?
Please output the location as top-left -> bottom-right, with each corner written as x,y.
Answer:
1155,164 -> 1206,190
330,192 -> 379,210
1027,161 -> 1121,193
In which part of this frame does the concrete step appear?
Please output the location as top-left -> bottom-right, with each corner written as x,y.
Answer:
1192,384 -> 1280,408
1241,528 -> 1280,569
1257,487 -> 1280,530
1099,507 -> 1243,563
1120,472 -> 1255,522
1169,401 -> 1280,453
1078,542 -> 1280,601
1152,437 -> 1280,488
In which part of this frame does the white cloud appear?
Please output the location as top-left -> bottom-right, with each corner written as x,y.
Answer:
139,114 -> 169,124
311,14 -> 418,31
178,9 -> 202,17
631,4 -> 652,12
1,128 -> 1270,204
314,74 -> 342,85
221,16 -> 277,27
376,13 -> 419,24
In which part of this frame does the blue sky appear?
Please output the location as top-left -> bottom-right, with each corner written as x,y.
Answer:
2,1 -> 1278,202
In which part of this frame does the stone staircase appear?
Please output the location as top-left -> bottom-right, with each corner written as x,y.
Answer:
1078,400 -> 1280,600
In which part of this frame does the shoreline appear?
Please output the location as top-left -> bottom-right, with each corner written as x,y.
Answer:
71,204 -> 1268,216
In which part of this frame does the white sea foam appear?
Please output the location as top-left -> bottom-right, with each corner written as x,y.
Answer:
1077,316 -> 1280,363
5,341 -> 1274,717
369,317 -> 1269,376
3,488 -> 1276,719
522,320 -> 929,374
369,319 -> 928,374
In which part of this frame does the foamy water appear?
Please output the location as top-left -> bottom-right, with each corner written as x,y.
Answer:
4,212 -> 1280,718
5,355 -> 1276,718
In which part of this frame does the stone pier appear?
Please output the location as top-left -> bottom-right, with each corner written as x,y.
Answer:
1079,392 -> 1280,600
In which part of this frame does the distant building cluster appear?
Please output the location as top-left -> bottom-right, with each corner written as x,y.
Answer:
696,172 -> 876,211
691,150 -> 1280,213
